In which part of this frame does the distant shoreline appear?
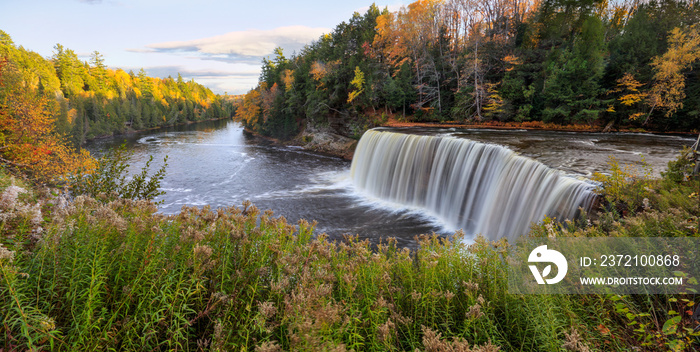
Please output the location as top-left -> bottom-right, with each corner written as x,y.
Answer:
380,117 -> 699,137
81,116 -> 233,144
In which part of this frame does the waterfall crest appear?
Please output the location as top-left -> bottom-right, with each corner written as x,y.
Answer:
350,129 -> 596,240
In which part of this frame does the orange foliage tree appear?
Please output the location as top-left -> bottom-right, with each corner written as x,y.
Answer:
235,84 -> 263,128
0,58 -> 95,182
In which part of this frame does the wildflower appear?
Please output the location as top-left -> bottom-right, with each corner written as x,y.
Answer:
390,311 -> 413,325
0,185 -> 26,210
467,302 -> 484,320
255,341 -> 283,352
38,316 -> 56,332
375,296 -> 388,310
211,320 -> 226,351
411,291 -> 422,301
95,205 -> 127,231
271,277 -> 289,294
0,243 -> 15,262
193,244 -> 213,261
467,295 -> 486,320
545,222 -> 557,238
562,328 -> 590,352
377,318 -> 395,344
258,301 -> 277,319
212,292 -> 230,304
463,281 -> 479,293
421,326 -> 473,351
181,226 -> 205,242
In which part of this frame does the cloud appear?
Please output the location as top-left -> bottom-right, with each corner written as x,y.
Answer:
78,0 -> 103,4
138,66 -> 256,79
136,26 -> 329,62
115,65 -> 260,94
125,26 -> 331,94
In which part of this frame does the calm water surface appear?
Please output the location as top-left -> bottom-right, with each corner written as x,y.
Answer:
87,120 -> 695,246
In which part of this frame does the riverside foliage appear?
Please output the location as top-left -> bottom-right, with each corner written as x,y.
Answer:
0,151 -> 698,351
0,31 -> 236,149
237,0 -> 700,140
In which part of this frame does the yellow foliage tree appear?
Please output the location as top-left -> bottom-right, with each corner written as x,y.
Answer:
347,66 -> 365,104
282,69 -> 295,92
235,83 -> 264,128
0,59 -> 95,182
483,82 -> 505,118
613,72 -> 648,121
646,24 -> 700,123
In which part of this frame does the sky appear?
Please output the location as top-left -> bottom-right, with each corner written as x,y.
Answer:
0,0 -> 406,94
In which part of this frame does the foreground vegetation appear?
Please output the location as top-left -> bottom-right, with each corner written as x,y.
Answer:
0,146 -> 698,350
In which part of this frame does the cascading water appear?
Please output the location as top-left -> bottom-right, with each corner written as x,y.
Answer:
350,129 -> 597,241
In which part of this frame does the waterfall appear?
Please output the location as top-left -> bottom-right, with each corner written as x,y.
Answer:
350,129 -> 596,241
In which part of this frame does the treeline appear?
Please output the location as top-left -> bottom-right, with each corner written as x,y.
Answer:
238,0 -> 700,140
0,31 -> 236,148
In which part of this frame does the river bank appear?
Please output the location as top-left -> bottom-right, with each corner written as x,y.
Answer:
243,125 -> 358,160
81,116 -> 234,145
272,117 -> 698,162
381,117 -> 700,136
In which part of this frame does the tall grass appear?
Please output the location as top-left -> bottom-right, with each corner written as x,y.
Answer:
0,194 -> 612,351
0,151 -> 697,351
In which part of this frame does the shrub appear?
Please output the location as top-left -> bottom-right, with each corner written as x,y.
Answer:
68,144 -> 168,204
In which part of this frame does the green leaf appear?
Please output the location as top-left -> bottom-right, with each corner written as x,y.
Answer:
662,316 -> 681,335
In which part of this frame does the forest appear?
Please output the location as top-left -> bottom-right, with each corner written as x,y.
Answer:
0,30 -> 235,148
1,1 -> 699,349
237,0 -> 700,140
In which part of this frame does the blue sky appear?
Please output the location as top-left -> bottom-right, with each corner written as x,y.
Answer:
1,0 -> 406,94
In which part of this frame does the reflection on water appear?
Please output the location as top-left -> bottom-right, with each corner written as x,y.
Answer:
86,120 -> 695,247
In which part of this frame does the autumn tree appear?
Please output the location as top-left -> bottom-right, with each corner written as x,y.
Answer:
234,0 -> 700,135
0,58 -> 95,181
235,84 -> 263,129
347,66 -> 366,103
610,72 -> 647,121
645,24 -> 700,123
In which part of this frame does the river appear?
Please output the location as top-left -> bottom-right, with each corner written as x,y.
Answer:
86,119 -> 696,246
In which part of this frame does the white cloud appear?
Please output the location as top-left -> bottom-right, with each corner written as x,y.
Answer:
114,65 -> 261,95
140,25 -> 330,60
125,26 -> 333,94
